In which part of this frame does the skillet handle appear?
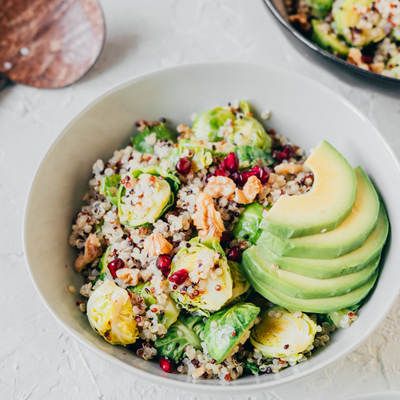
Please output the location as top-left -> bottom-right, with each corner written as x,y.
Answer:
0,73 -> 9,91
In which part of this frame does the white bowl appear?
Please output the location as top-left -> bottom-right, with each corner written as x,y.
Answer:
24,62 -> 400,394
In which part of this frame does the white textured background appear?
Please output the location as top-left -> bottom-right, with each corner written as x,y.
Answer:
2,0 -> 400,399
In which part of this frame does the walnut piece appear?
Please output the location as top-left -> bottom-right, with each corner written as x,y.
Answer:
116,268 -> 140,285
370,62 -> 385,74
289,14 -> 311,31
144,232 -> 173,256
75,234 -> 102,272
177,124 -> 193,140
233,176 -> 262,205
192,192 -> 225,240
274,163 -> 304,175
347,48 -> 369,71
204,176 -> 236,198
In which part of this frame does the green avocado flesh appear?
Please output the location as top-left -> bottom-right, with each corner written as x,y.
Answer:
244,269 -> 379,313
258,167 -> 379,259
260,140 -> 357,239
311,20 -> 350,57
255,205 -> 388,279
243,245 -> 380,299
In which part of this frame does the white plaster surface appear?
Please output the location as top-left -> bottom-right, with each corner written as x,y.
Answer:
2,0 -> 400,399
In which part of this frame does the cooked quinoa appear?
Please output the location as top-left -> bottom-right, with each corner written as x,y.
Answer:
69,100 -> 356,382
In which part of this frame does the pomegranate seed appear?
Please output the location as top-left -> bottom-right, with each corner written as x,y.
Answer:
231,170 -> 255,186
221,152 -> 239,172
176,157 -> 191,175
215,285 -> 221,291
108,258 -> 125,278
273,144 -> 294,162
362,55 -> 372,64
220,232 -> 231,243
169,269 -> 189,285
159,356 -> 175,373
156,254 -> 172,276
348,312 -> 355,317
224,374 -> 231,381
227,246 -> 241,262
252,165 -> 270,184
215,169 -> 229,177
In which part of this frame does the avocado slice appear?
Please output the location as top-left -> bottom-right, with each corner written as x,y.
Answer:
243,246 -> 380,299
333,0 -> 387,47
255,205 -> 388,279
311,20 -> 350,57
306,0 -> 334,18
244,269 -> 379,313
259,167 -> 379,259
261,140 -> 357,239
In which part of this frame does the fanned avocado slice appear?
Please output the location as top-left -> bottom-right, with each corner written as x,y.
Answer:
312,20 -> 350,57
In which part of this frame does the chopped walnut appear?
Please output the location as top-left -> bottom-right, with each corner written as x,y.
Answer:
75,234 -> 102,272
144,232 -> 173,256
204,176 -> 236,198
233,176 -> 262,205
347,48 -> 370,71
289,14 -> 310,31
116,268 -> 140,285
274,163 -> 304,175
177,124 -> 193,140
192,192 -> 225,240
370,62 -> 385,74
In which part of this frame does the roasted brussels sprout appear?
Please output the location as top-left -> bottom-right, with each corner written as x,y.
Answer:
99,175 -> 121,206
154,315 -> 205,361
129,282 -> 179,329
131,123 -> 177,154
204,302 -> 260,363
168,237 -> 233,315
87,280 -> 139,346
232,202 -> 264,245
236,145 -> 274,169
117,166 -> 180,227
225,261 -> 251,305
192,106 -> 235,142
250,306 -> 317,359
167,139 -> 214,172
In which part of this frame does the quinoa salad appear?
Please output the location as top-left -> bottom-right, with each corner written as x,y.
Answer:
287,0 -> 400,78
69,100 -> 387,381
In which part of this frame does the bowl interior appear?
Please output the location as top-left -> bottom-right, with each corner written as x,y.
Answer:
24,62 -> 400,394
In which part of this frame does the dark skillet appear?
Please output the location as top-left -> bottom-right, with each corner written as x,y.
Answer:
263,0 -> 400,86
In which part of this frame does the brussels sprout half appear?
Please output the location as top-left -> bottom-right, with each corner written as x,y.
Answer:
236,145 -> 274,169
117,166 -> 180,228
169,237 -> 233,316
129,282 -> 179,329
225,261 -> 251,306
228,116 -> 272,152
204,302 -> 260,363
250,306 -> 317,359
192,106 -> 235,142
232,202 -> 264,245
167,139 -> 214,173
154,315 -> 205,362
87,280 -> 139,346
99,175 -> 121,206
131,123 -> 177,154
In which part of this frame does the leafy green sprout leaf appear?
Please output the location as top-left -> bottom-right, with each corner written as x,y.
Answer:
232,202 -> 264,245
131,123 -> 177,154
203,302 -> 260,364
154,315 -> 205,362
99,175 -> 121,206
